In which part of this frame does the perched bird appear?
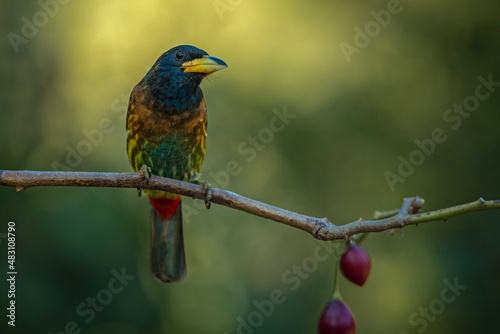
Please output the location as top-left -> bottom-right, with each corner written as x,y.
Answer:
126,45 -> 227,283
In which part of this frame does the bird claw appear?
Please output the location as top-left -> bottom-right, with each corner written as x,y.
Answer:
204,185 -> 213,209
139,165 -> 152,184
190,175 -> 212,209
137,187 -> 142,197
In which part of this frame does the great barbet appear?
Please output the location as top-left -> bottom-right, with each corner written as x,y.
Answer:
126,45 -> 227,282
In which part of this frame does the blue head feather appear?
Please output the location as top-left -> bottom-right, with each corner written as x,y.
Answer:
141,45 -> 209,115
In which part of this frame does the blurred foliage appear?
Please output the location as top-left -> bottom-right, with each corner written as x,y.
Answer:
1,0 -> 499,333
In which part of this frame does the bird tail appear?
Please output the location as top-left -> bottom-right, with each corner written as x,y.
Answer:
149,197 -> 187,283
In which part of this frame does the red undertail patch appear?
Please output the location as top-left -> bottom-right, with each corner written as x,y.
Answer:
149,197 -> 181,220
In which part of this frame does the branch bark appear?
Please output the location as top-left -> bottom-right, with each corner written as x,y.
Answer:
1,169 -> 499,240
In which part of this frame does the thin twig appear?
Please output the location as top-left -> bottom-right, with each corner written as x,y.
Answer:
1,170 -> 499,240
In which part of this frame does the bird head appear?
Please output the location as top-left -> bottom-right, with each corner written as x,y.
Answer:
150,45 -> 227,84
142,45 -> 227,113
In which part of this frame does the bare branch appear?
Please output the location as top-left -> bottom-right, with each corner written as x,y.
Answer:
1,169 -> 499,240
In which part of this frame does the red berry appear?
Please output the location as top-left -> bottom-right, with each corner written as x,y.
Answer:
318,299 -> 356,334
340,245 -> 371,286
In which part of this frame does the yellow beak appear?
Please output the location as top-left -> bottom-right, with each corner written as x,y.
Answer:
182,55 -> 228,74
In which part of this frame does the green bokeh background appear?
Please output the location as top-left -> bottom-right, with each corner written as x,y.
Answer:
1,1 -> 499,333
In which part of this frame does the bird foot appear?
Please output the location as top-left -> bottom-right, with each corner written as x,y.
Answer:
137,165 -> 152,197
139,165 -> 152,183
190,174 -> 212,209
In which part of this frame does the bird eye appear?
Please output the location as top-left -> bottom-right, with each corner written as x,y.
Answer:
175,51 -> 184,60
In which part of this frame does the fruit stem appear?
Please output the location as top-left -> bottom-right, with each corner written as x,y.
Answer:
332,241 -> 342,300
